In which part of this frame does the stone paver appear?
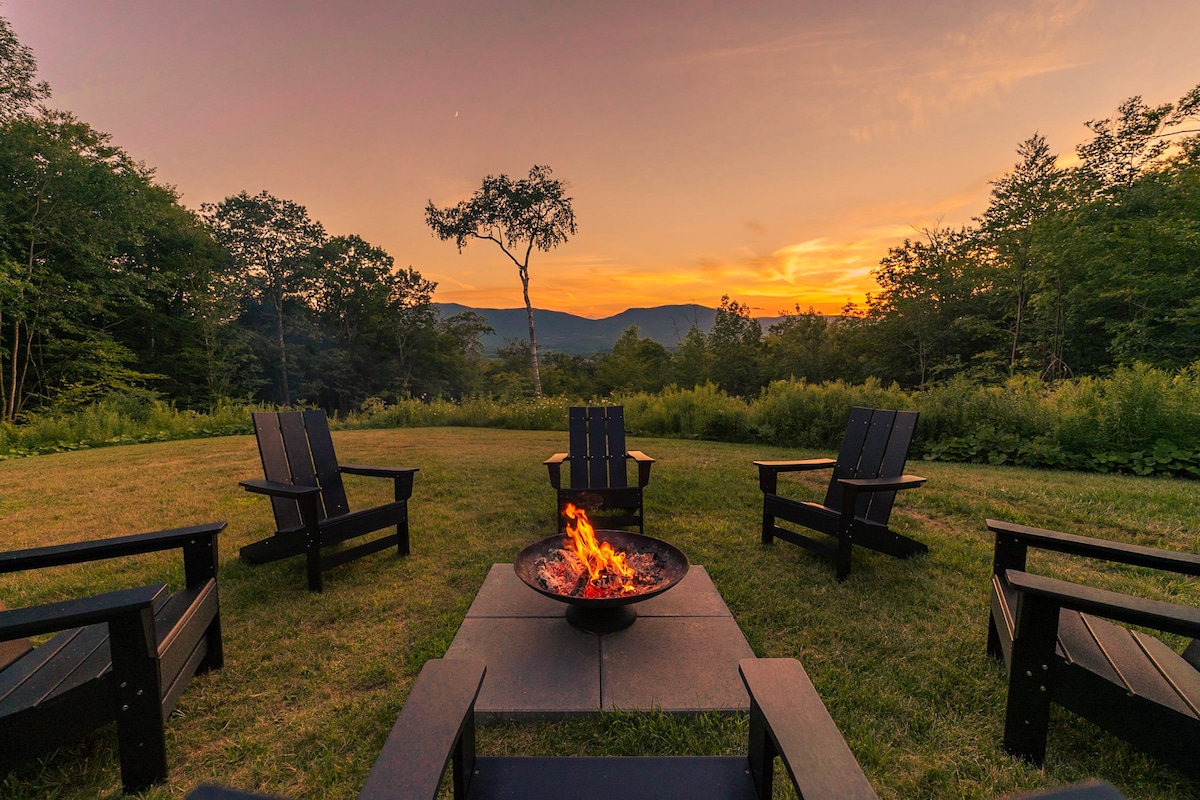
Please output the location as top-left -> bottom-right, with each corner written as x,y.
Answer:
447,563 -> 754,718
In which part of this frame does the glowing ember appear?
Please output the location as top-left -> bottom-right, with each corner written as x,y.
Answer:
533,504 -> 667,599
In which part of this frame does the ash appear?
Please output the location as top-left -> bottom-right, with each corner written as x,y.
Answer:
534,548 -> 668,598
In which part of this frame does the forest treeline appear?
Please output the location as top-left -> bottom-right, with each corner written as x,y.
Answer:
1,15 -> 1198,428
533,84 -> 1200,398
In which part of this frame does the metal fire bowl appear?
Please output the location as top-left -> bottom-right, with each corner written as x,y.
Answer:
513,530 -> 690,634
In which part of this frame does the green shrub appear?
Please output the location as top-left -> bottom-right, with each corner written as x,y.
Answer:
749,377 -> 908,448
618,384 -> 752,440
3,363 -> 1198,479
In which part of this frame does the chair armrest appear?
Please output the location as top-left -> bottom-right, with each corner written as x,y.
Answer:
0,584 -> 168,640
339,464 -> 419,479
340,465 -> 418,500
626,451 -> 654,487
755,458 -> 837,493
359,658 -> 486,800
0,522 -> 226,575
754,458 -> 837,473
988,519 -> 1200,576
1006,569 -> 1200,639
239,479 -> 321,500
544,452 -> 569,490
739,657 -> 877,800
838,474 -> 926,493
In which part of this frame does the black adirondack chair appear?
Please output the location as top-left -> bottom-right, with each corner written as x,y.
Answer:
240,410 -> 418,592
187,656 -> 1126,800
0,522 -> 225,793
544,406 -> 654,533
755,407 -> 927,581
987,519 -> 1200,779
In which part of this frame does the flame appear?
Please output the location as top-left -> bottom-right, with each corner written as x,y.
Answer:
563,503 -> 637,594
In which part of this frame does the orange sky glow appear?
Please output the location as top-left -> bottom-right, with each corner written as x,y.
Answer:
8,1 -> 1200,318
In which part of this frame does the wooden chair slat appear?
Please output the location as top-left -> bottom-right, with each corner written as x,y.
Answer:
568,407 -> 589,488
587,407 -> 608,488
303,409 -> 350,518
1132,631 -> 1200,717
867,410 -> 917,523
278,412 -> 317,489
1055,610 -> 1125,687
824,406 -> 873,508
1075,617 -> 1196,716
606,407 -> 628,488
252,412 -> 302,532
0,626 -> 103,711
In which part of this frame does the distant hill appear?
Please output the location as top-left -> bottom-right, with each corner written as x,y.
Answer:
434,303 -> 791,355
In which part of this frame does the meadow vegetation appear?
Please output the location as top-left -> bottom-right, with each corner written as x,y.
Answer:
4,363 -> 1199,480
1,427 -> 1198,799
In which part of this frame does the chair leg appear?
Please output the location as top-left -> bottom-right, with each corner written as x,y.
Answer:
835,532 -> 853,582
110,607 -> 169,792
306,529 -> 323,593
761,499 -> 775,545
747,698 -> 776,800
396,507 -> 411,557
201,613 -> 225,672
986,614 -> 1004,661
1002,595 -> 1059,765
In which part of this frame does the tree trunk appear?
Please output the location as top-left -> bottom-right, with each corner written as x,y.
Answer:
0,312 -> 7,422
6,319 -> 19,422
518,265 -> 542,396
1009,256 -> 1027,373
274,295 -> 291,405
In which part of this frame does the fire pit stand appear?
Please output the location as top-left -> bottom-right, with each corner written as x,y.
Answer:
513,530 -> 690,634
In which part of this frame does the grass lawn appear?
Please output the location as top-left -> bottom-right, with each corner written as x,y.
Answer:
1,427 -> 1198,799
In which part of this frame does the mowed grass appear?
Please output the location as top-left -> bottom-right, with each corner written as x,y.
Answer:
1,427 -> 1198,799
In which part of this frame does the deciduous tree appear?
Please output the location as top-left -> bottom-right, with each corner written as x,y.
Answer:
202,191 -> 326,405
425,165 -> 576,396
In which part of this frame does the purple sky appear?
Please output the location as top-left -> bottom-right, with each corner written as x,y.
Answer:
8,0 -> 1200,317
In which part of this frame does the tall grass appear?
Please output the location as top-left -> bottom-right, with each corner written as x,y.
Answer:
3,362 -> 1198,478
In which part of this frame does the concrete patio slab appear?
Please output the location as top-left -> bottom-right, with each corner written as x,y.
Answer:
601,617 -> 754,713
447,562 -> 755,718
443,618 -> 600,717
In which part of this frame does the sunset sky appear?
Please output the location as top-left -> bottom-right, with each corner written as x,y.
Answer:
7,1 -> 1200,318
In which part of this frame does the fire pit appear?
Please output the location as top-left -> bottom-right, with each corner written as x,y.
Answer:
514,504 -> 689,633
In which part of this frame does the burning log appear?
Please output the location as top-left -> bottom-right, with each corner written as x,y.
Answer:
532,504 -> 672,599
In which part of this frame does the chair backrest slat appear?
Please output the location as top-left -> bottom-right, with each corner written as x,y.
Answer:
866,410 -> 918,523
587,407 -> 608,488
606,407 -> 628,488
253,412 -> 303,532
825,407 -> 874,510
304,410 -> 350,518
568,407 -> 589,488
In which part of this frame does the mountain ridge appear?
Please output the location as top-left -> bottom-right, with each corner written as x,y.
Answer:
435,303 -> 788,355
